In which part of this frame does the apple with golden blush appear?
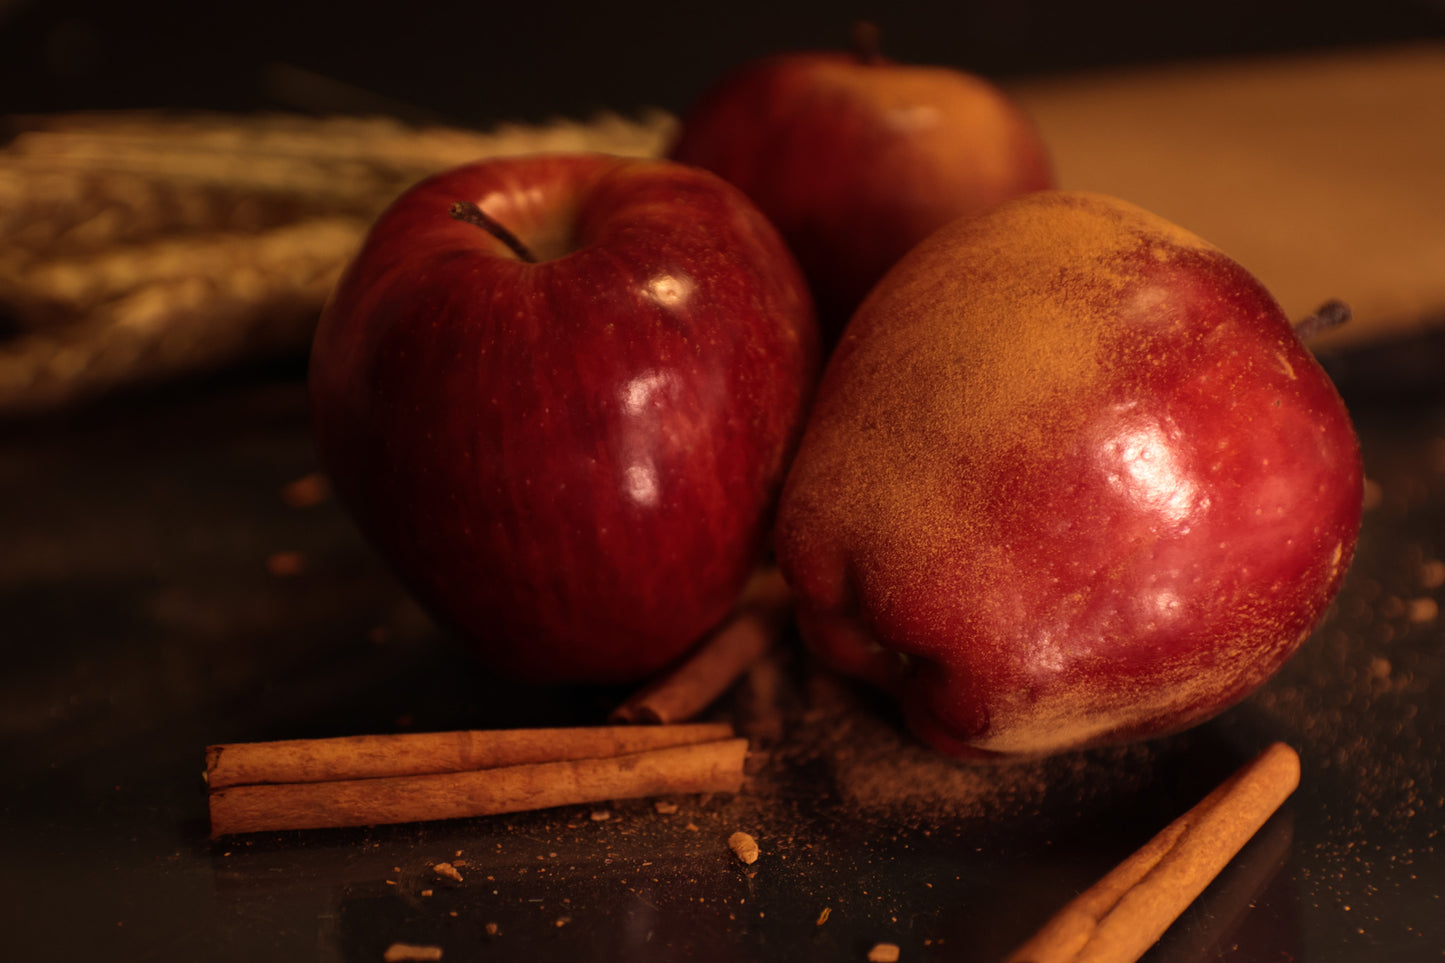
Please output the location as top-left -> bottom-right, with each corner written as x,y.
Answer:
670,24 -> 1053,340
774,190 -> 1363,759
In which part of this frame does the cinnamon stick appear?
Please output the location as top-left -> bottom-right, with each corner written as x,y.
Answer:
1005,742 -> 1301,963
205,721 -> 736,789
612,568 -> 792,724
208,737 -> 747,837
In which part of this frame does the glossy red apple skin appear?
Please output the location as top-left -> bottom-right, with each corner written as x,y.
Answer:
309,154 -> 819,685
670,47 -> 1052,338
774,190 -> 1363,759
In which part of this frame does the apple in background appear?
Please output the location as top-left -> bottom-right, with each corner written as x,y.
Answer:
309,154 -> 819,685
670,23 -> 1053,340
774,190 -> 1363,760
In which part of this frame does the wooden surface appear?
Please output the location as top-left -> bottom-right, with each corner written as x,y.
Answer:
1011,43 -> 1445,351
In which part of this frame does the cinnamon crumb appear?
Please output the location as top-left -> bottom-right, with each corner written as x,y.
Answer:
432,862 -> 463,882
867,943 -> 900,962
1407,597 -> 1438,623
280,472 -> 331,508
728,831 -> 760,865
382,944 -> 442,962
265,550 -> 306,577
1362,478 -> 1384,510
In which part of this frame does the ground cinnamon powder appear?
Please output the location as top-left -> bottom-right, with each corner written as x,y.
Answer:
783,666 -> 1158,822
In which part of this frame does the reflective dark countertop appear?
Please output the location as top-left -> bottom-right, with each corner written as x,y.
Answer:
0,332 -> 1442,961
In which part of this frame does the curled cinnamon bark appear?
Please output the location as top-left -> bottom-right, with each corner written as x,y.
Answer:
1005,742 -> 1301,963
205,723 -> 746,837
612,568 -> 792,724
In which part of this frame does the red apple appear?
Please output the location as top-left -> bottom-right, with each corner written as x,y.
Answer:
670,24 -> 1053,339
309,154 -> 819,684
774,190 -> 1362,759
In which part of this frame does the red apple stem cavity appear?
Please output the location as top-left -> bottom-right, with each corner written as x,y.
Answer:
449,200 -> 537,263
851,21 -> 884,64
1292,299 -> 1351,342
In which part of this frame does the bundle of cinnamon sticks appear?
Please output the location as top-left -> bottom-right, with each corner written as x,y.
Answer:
206,722 -> 747,838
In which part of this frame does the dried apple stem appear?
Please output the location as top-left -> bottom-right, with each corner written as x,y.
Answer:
449,200 -> 536,263
1292,299 -> 1351,341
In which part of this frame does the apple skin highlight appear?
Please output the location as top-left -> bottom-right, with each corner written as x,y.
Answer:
774,190 -> 1363,759
310,154 -> 819,685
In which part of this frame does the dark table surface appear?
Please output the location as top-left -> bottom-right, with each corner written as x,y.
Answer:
0,332 -> 1442,961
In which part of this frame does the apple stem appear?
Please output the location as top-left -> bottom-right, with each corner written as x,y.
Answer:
449,200 -> 537,263
1292,299 -> 1352,341
851,21 -> 884,64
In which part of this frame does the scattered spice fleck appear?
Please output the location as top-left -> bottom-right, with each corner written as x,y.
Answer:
728,832 -> 760,865
382,943 -> 442,962
1421,559 -> 1445,589
280,472 -> 331,508
817,907 -> 832,926
1362,478 -> 1384,510
266,550 -> 306,577
1406,597 -> 1438,623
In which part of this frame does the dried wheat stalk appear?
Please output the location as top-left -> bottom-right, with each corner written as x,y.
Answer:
0,109 -> 677,414
0,218 -> 362,414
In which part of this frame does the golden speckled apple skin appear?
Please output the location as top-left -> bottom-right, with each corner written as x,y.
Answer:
774,190 -> 1363,759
